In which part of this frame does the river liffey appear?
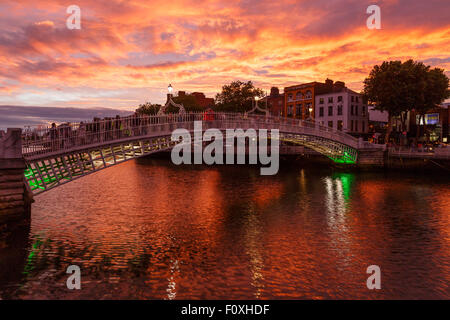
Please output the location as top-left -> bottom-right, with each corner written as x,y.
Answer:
0,158 -> 449,299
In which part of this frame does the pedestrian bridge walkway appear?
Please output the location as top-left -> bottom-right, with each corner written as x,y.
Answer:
17,112 -> 378,195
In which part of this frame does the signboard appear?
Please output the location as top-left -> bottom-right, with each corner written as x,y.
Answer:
426,113 -> 439,125
416,113 -> 439,125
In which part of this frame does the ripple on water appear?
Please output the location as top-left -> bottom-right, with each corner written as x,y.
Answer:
0,160 -> 449,299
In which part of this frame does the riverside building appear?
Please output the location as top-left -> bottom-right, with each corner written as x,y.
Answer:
284,79 -> 336,120
314,84 -> 369,136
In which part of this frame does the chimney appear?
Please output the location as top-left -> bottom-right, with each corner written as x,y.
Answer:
270,87 -> 280,96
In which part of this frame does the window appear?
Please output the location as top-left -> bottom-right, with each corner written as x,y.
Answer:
296,92 -> 302,100
287,105 -> 293,116
356,96 -> 359,103
328,121 -> 333,128
337,120 -> 343,131
319,107 -> 324,117
351,120 -> 354,131
305,90 -> 312,99
328,97 -> 333,103
355,105 -> 358,116
362,121 -> 365,132
328,106 -> 333,116
362,106 -> 366,116
337,105 -> 343,116
338,96 -> 343,102
295,104 -> 302,117
351,96 -> 354,102
355,121 -> 358,132
319,98 -> 324,104
351,105 -> 354,115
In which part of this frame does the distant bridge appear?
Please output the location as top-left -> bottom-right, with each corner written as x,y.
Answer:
10,113 -> 382,195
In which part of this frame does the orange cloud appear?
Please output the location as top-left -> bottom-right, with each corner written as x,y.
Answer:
0,0 -> 448,109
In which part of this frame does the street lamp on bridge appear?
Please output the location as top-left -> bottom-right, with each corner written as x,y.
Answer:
158,83 -> 186,115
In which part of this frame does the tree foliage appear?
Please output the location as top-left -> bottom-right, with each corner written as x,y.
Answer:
363,59 -> 449,134
214,80 -> 264,112
135,102 -> 161,115
420,67 -> 450,113
136,94 -> 206,115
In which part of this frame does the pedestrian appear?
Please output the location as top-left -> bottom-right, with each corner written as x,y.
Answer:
78,122 -> 86,145
50,123 -> 58,151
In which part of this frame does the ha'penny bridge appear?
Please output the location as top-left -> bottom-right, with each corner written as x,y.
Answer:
21,113 -> 376,194
1,111 -> 386,224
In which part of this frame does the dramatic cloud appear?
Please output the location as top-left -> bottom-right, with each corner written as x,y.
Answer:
0,0 -> 449,122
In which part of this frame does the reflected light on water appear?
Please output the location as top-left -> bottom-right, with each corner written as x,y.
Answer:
0,160 -> 449,299
324,176 -> 349,232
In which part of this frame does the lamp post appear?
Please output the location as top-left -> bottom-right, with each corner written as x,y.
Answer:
167,84 -> 173,103
159,84 -> 186,115
255,96 -> 259,109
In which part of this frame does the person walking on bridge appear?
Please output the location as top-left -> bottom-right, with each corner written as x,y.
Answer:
114,115 -> 121,139
49,123 -> 58,151
78,122 -> 86,146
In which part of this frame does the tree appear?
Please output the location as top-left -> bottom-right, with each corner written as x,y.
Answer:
415,67 -> 450,140
363,60 -> 449,144
214,80 -> 264,112
135,102 -> 161,115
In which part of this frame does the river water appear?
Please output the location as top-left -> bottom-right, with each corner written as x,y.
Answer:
0,158 -> 449,299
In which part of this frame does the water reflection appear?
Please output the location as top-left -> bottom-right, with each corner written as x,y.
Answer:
166,259 -> 179,300
0,159 -> 449,299
324,174 -> 351,231
242,209 -> 265,298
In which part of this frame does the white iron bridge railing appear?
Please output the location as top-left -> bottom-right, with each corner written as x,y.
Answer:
20,112 -> 368,194
21,112 -> 360,160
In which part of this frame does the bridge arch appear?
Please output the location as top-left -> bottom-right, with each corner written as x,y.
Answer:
21,113 -> 366,195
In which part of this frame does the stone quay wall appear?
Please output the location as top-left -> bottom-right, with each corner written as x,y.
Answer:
0,129 -> 33,225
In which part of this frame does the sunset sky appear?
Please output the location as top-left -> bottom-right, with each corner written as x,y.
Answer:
0,0 -> 449,113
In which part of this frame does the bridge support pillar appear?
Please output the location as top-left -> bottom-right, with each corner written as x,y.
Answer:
0,129 -> 33,226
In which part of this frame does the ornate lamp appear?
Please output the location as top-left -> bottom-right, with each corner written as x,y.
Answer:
158,84 -> 186,115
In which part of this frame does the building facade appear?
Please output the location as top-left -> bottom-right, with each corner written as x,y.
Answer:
178,91 -> 214,109
191,92 -> 215,109
315,87 -> 369,135
284,79 -> 336,120
266,87 -> 284,116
